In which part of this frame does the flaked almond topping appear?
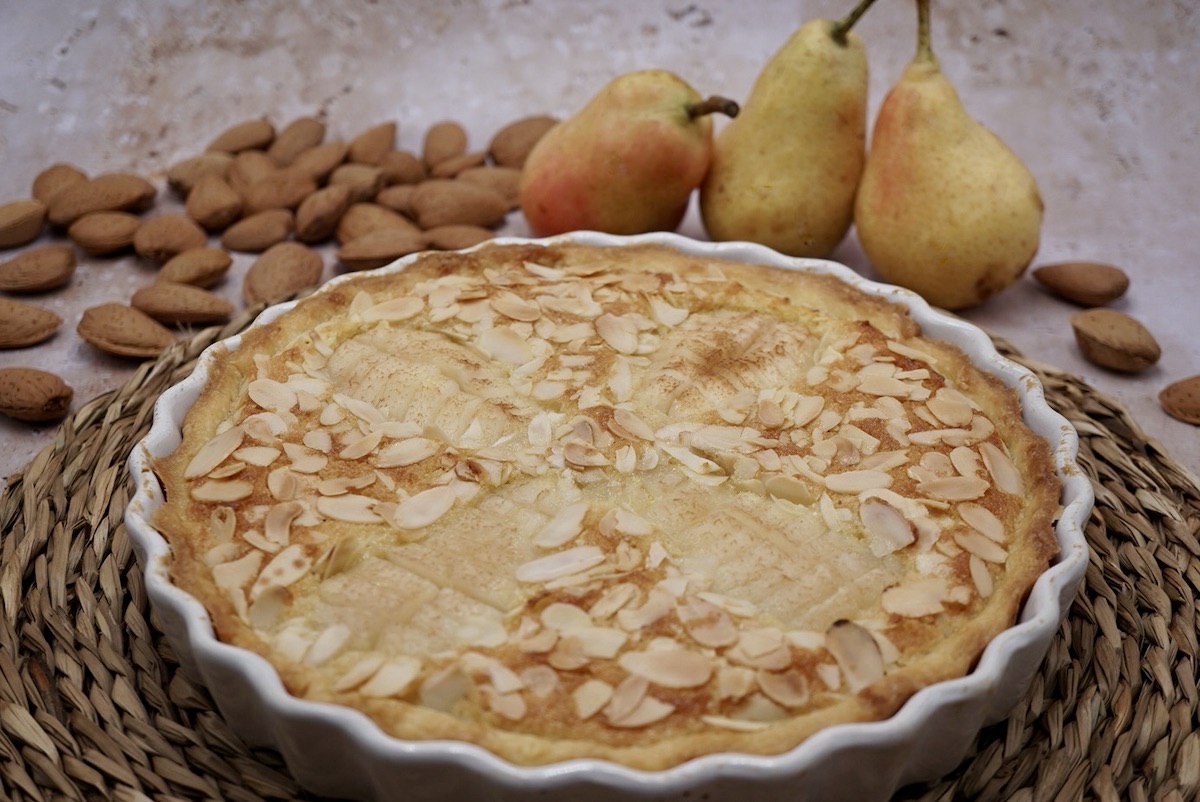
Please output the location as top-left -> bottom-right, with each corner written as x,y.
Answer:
927,394 -> 974,427
860,497 -> 916,557
757,667 -> 811,708
969,555 -> 994,598
954,529 -> 1009,563
764,474 -> 815,506
604,674 -> 650,723
611,407 -> 655,441
533,501 -> 589,548
825,620 -> 884,692
516,545 -> 605,583
248,379 -> 299,414
611,507 -> 654,537
949,445 -> 984,479
757,399 -> 785,428
243,529 -> 281,554
338,430 -> 385,461
702,715 -> 771,732
316,474 -> 376,496
334,655 -> 387,692
264,501 -> 304,545
211,551 -> 263,595
658,443 -> 721,475
250,543 -> 312,600
186,426 -> 246,479
390,485 -> 457,529
360,296 -> 424,322
881,576 -> 947,618
360,656 -> 423,698
317,493 -> 383,524
676,596 -> 739,648
482,686 -> 527,721
478,326 -> 532,364
959,502 -> 1006,543
419,667 -> 472,712
715,664 -> 758,701
267,466 -> 301,501
282,442 -> 328,474
315,536 -> 364,580
376,437 -> 442,468
208,461 -> 247,479
616,588 -> 674,632
236,445 -> 283,466
608,694 -> 675,728
573,679 -> 613,720
979,442 -> 1022,495
618,648 -> 713,689
647,296 -> 689,327
334,394 -> 386,426
589,583 -> 639,620
191,479 -> 254,503
562,441 -> 609,468
824,470 -> 893,494
547,635 -> 590,670
916,475 -> 990,502
595,313 -> 639,354
243,412 -> 287,443
304,624 -> 351,667
490,291 -> 542,322
541,601 -> 592,631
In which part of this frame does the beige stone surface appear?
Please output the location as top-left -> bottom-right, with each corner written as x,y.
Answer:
1,0 -> 1197,485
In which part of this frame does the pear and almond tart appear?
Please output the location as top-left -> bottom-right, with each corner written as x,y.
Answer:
150,241 -> 1060,770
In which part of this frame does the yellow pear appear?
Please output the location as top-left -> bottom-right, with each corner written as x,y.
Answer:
854,0 -> 1043,310
700,0 -> 875,258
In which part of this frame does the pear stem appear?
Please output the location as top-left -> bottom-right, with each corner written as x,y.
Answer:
685,96 -> 741,120
830,0 -> 880,46
915,0 -> 936,62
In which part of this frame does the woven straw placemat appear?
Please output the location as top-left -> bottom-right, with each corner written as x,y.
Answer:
1,306 -> 1198,802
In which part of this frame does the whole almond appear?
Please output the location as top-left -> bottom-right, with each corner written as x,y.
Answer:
457,166 -> 522,210
133,214 -> 208,263
131,281 -> 234,324
186,173 -> 243,231
374,185 -> 416,217
221,208 -> 293,252
228,150 -> 278,194
47,172 -> 156,226
411,179 -> 508,229
422,121 -> 468,167
488,115 -> 558,168
425,224 -> 495,251
1033,261 -> 1130,307
1070,309 -> 1161,373
295,184 -> 353,244
242,169 -> 317,215
378,150 -> 427,186
336,203 -> 421,246
348,122 -> 397,166
77,302 -> 176,358
67,211 -> 142,256
328,163 -> 384,204
243,242 -> 324,305
158,247 -> 232,288
0,367 -> 73,422
291,141 -> 349,183
0,298 -> 62,348
31,163 -> 88,206
268,117 -> 326,167
166,152 -> 234,195
0,199 -> 48,248
337,228 -> 428,271
207,118 -> 275,154
0,245 -> 76,293
1159,376 -> 1200,425
430,150 -> 487,179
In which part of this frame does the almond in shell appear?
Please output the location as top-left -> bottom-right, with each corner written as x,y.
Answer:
268,117 -> 326,167
1033,261 -> 1130,307
241,169 -> 317,215
47,172 -> 156,226
291,141 -> 349,183
131,281 -> 234,324
77,302 -> 176,358
378,150 -> 426,186
1159,376 -> 1200,425
0,199 -> 48,248
207,118 -> 275,154
295,184 -> 353,244
488,115 -> 558,168
0,367 -> 73,422
429,150 -> 487,179
221,208 -> 293,252
186,173 -> 243,231
348,122 -> 396,166
0,297 -> 62,348
422,121 -> 468,167
167,152 -> 234,195
0,245 -> 76,292
335,203 -> 421,246
158,247 -> 232,288
133,214 -> 208,262
228,150 -> 278,194
411,179 -> 508,229
337,228 -> 428,271
457,166 -> 522,209
425,224 -> 495,251
329,164 -> 385,204
373,185 -> 416,217
1070,309 -> 1161,373
67,211 -> 142,256
31,163 -> 88,206
243,242 -> 324,305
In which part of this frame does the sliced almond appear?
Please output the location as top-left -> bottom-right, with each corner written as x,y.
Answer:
825,620 -> 884,692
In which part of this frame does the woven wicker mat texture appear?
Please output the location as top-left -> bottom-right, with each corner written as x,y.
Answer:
1,308 -> 1198,802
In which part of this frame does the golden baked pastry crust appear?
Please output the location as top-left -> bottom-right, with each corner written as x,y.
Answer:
152,242 -> 1060,770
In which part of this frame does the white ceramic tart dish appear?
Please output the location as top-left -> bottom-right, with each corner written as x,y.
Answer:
126,232 -> 1091,801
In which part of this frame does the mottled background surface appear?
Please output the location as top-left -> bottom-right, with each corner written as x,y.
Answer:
1,0 -> 1197,484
